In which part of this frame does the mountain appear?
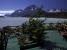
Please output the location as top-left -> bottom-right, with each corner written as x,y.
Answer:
4,5 -> 67,18
23,5 -> 46,17
5,13 -> 12,17
9,5 -> 46,17
10,10 -> 23,17
0,16 -> 4,17
0,10 -> 14,17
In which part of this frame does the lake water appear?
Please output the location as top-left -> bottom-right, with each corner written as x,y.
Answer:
0,17 -> 67,28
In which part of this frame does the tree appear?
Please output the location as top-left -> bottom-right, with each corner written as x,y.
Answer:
21,17 -> 46,43
64,20 -> 67,25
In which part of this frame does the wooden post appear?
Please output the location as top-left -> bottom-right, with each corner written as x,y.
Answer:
0,30 -> 8,50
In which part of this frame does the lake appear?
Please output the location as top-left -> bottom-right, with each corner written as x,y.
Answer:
0,17 -> 67,28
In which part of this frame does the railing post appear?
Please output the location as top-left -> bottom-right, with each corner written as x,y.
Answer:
0,30 -> 8,50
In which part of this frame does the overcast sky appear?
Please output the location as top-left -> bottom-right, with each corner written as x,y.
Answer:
0,0 -> 67,11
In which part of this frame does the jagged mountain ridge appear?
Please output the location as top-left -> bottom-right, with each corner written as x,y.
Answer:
7,5 -> 46,17
5,5 -> 67,17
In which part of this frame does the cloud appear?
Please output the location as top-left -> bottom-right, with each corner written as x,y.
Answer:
0,10 -> 15,16
0,10 -> 14,13
0,14 -> 4,16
